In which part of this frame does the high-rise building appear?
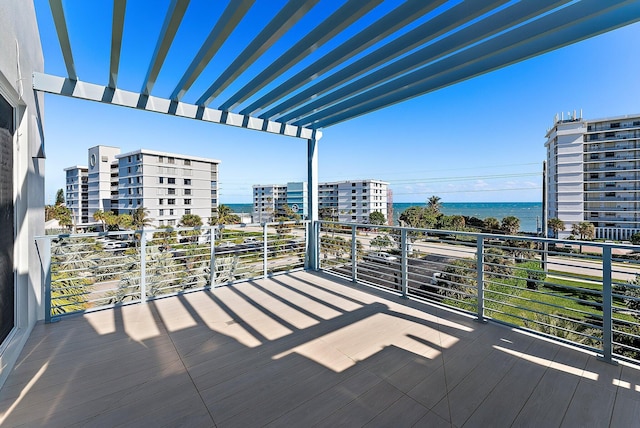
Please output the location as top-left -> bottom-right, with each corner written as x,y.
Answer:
545,112 -> 640,240
116,149 -> 220,227
87,145 -> 120,221
64,146 -> 220,228
253,180 -> 388,224
64,166 -> 88,225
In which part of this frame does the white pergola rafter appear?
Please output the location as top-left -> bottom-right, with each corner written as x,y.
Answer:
40,0 -> 640,132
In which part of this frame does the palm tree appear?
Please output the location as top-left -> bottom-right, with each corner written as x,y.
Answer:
501,216 -> 520,236
572,222 -> 595,240
180,213 -> 203,242
211,204 -> 240,225
427,195 -> 442,214
93,210 -> 107,231
547,217 -> 565,238
483,217 -> 500,233
131,207 -> 153,229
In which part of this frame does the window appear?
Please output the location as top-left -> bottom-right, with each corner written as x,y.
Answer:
168,178 -> 175,184
128,156 -> 132,162
128,188 -> 132,195
184,199 -> 191,205
127,167 -> 131,173
159,199 -> 164,205
610,122 -> 620,129
102,156 -> 108,162
137,199 -> 141,205
184,189 -> 191,195
352,183 -> 356,187
184,159 -> 191,166
159,177 -> 164,184
185,209 -> 191,215
168,199 -> 176,205
158,156 -> 164,163
168,219 -> 176,226
184,179 -> 191,185
605,152 -> 615,158
137,154 -> 141,161
159,209 -> 164,216
168,188 -> 175,195
169,209 -> 174,215
168,157 -> 175,164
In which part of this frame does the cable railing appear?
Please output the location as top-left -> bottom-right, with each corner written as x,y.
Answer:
36,221 -> 309,321
316,221 -> 640,365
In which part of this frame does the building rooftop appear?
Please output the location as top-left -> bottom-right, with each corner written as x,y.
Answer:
116,148 -> 221,164
1,271 -> 637,427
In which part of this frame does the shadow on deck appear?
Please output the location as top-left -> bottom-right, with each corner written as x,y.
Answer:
1,271 -> 639,427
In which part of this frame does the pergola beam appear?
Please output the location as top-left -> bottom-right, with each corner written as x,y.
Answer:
48,0 -> 77,80
32,72 -> 319,141
263,0 -> 509,123
217,0 -> 384,112
169,0 -> 254,101
280,0 -> 568,124
195,0 -> 319,107
140,0 -> 190,95
108,0 -> 127,88
238,0 -> 449,117
308,0 -> 640,129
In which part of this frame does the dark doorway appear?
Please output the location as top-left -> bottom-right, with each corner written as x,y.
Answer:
0,93 -> 14,345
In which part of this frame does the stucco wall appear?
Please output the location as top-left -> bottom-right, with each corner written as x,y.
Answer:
0,0 -> 45,389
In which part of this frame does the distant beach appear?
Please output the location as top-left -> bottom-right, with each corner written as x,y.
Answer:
226,202 -> 542,233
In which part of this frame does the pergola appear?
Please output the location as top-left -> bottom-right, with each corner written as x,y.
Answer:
34,0 -> 640,265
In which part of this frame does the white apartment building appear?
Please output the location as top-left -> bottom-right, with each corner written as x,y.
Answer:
117,149 -> 220,227
64,146 -> 220,228
252,182 -> 308,222
64,166 -> 88,225
253,179 -> 388,224
546,113 -> 640,240
87,145 -> 120,221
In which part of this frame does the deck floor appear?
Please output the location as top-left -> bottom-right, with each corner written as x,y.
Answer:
1,271 -> 639,427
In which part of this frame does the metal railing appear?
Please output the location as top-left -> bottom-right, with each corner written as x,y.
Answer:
316,221 -> 640,365
36,221 -> 309,321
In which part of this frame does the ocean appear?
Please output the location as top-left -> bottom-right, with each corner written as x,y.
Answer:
227,202 -> 542,233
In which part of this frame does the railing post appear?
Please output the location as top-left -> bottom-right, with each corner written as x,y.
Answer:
209,227 -> 216,288
311,221 -> 320,271
599,246 -> 616,364
476,236 -> 485,322
263,223 -> 268,278
351,225 -> 357,283
401,229 -> 408,298
140,231 -> 147,303
40,238 -> 53,323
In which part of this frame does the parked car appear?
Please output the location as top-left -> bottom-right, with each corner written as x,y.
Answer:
243,237 -> 260,245
364,252 -> 398,264
218,241 -> 236,248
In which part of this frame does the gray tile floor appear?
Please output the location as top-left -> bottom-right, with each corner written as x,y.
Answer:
1,272 -> 639,427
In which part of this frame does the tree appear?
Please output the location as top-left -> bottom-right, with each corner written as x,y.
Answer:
55,188 -> 65,206
501,216 -> 520,236
212,204 -> 240,225
631,232 -> 640,245
371,234 -> 394,251
399,206 -> 438,229
427,195 -> 442,214
180,214 -> 203,242
572,222 -> 595,241
547,217 -> 565,238
93,210 -> 107,231
117,214 -> 133,229
483,217 -> 501,233
131,207 -> 153,229
368,211 -> 386,226
180,213 -> 203,227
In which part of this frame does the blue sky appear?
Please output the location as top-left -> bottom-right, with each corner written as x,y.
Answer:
34,1 -> 640,204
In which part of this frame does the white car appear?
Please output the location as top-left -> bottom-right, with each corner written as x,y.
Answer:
218,241 -> 236,248
364,252 -> 398,263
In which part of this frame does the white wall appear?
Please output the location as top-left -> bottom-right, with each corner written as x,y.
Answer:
0,1 -> 45,388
